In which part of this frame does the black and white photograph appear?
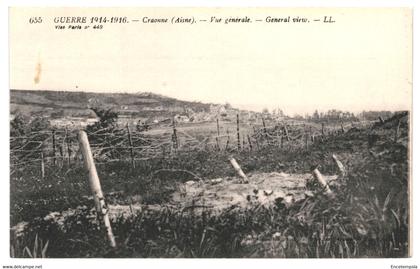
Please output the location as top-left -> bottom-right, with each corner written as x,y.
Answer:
5,6 -> 414,264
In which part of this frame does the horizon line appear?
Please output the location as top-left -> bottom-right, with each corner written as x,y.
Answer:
10,88 -> 410,115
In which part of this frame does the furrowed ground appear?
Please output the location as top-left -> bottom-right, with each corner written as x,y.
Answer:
10,112 -> 409,258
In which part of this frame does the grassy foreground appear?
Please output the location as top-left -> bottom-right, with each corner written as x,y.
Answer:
10,114 -> 409,258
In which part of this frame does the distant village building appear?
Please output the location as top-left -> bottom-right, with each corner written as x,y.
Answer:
210,104 -> 227,116
174,114 -> 190,123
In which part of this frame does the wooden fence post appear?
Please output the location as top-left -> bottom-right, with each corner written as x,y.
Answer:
275,130 -> 280,147
52,130 -> 56,166
225,129 -> 230,151
126,124 -> 135,168
172,117 -> 178,154
395,119 -> 401,142
247,134 -> 253,151
236,114 -> 241,151
252,126 -> 260,150
60,130 -> 67,167
254,135 -> 260,150
216,118 -> 220,151
262,117 -> 268,140
66,129 -> 71,166
58,145 -> 64,168
309,126 -> 313,142
78,130 -> 116,248
284,125 -> 290,141
40,151 -> 45,179
321,123 -> 325,137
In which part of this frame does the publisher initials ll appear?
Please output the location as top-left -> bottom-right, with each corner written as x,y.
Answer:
324,16 -> 335,23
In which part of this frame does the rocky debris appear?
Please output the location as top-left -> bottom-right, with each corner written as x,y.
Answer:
264,190 -> 273,196
283,195 -> 294,205
304,190 -> 314,197
210,178 -> 223,185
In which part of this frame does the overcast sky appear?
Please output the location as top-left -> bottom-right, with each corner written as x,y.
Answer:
9,8 -> 412,115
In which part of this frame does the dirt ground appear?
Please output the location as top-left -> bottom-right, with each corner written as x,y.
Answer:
170,172 -> 339,212
11,171 -> 339,237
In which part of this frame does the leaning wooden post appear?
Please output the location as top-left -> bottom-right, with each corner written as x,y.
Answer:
126,124 -> 135,168
340,121 -> 345,134
321,123 -> 325,137
312,167 -> 333,197
40,151 -> 45,179
236,114 -> 241,151
229,157 -> 249,183
332,154 -> 346,177
78,130 -> 116,248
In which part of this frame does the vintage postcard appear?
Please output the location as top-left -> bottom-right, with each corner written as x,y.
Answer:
8,7 -> 412,260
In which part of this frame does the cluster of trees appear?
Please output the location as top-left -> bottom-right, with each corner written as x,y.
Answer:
262,108 -> 285,118
260,108 -> 396,123
261,107 -> 358,122
308,109 -> 359,123
10,113 -> 50,137
85,107 -> 152,160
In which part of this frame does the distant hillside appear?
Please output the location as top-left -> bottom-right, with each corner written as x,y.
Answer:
10,89 -> 215,119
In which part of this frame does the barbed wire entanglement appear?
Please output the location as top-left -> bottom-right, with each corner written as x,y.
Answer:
10,116 -> 375,174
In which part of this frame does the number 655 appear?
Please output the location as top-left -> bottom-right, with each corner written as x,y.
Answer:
29,17 -> 42,24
